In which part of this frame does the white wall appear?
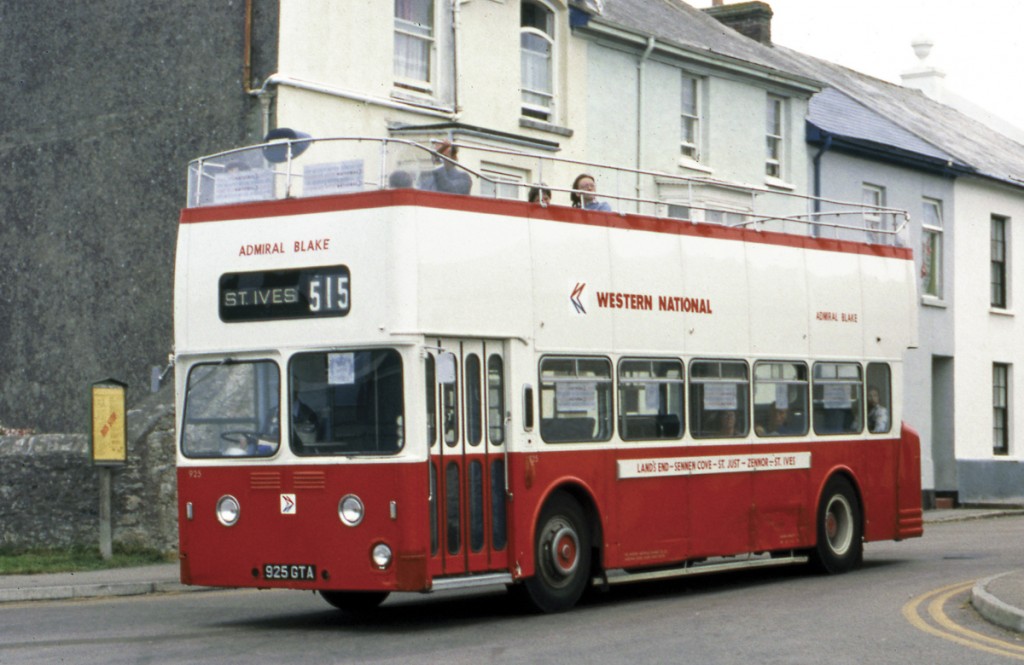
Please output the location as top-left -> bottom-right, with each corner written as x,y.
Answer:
953,177 -> 1024,462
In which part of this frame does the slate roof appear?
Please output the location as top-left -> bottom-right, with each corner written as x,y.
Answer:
594,0 -> 810,80
586,0 -> 1024,189
806,87 -> 963,169
767,45 -> 1024,188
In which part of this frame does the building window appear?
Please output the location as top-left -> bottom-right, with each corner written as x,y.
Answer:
921,198 -> 944,298
479,163 -> 526,200
862,184 -> 885,242
992,215 -> 1009,309
994,363 -> 1010,455
680,74 -> 701,161
394,0 -> 435,91
765,95 -> 784,178
521,0 -> 555,121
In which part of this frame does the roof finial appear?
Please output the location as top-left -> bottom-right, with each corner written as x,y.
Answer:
911,35 -> 934,63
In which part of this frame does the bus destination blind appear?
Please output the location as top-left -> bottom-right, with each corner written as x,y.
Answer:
219,265 -> 350,322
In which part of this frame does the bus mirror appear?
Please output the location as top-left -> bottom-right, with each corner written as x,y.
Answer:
437,352 -> 457,385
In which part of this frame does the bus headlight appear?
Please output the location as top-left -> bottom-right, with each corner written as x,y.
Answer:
338,494 -> 364,526
216,495 -> 241,526
371,542 -> 393,570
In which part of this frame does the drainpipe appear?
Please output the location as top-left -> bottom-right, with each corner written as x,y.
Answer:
636,37 -> 655,206
452,0 -> 462,113
243,0 -> 254,92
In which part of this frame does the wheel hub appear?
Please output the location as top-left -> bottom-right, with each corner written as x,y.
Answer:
549,526 -> 579,576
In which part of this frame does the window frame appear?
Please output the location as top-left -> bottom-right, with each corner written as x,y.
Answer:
688,359 -> 750,439
394,0 -> 436,94
617,357 -> 685,442
538,356 -> 613,443
752,360 -> 809,438
479,162 -> 528,200
180,359 -> 281,459
991,215 -> 1009,309
487,354 -> 506,445
765,95 -> 785,179
811,362 -> 863,436
865,362 -> 892,435
520,0 -> 556,122
994,362 -> 1010,455
862,183 -> 886,241
288,348 -> 406,457
680,73 -> 701,162
921,198 -> 944,299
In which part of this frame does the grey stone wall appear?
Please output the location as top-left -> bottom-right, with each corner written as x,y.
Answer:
0,386 -> 178,553
0,0 -> 279,433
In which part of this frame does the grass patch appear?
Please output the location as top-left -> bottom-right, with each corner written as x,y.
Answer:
0,545 -> 174,575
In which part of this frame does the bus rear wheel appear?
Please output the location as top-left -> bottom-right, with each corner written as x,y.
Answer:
812,476 -> 863,574
320,590 -> 390,614
523,492 -> 592,613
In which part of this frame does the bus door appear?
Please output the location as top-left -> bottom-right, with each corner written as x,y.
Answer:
427,339 -> 510,577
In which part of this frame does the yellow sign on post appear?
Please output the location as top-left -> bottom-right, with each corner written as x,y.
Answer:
91,380 -> 127,466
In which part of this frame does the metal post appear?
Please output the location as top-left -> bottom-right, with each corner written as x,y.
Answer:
99,467 -> 113,560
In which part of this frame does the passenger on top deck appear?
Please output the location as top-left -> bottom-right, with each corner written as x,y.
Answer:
570,173 -> 612,212
388,169 -> 414,189
417,139 -> 472,195
528,184 -> 552,204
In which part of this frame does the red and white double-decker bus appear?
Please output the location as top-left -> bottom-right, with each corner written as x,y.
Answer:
175,136 -> 922,613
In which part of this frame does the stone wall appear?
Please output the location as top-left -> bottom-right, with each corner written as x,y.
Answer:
0,386 -> 178,553
0,0 -> 278,434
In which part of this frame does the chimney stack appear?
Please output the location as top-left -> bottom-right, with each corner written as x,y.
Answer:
703,1 -> 773,45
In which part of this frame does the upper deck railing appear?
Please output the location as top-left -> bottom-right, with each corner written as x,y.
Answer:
186,136 -> 910,247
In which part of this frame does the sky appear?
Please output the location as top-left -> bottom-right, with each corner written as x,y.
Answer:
689,0 -> 1024,131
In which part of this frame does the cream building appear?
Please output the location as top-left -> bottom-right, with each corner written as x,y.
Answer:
256,0 -> 821,222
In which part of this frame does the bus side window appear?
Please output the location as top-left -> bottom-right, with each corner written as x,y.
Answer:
425,354 -> 437,447
618,358 -> 685,441
753,361 -> 809,437
538,356 -> 613,443
812,362 -> 863,435
688,359 -> 749,439
488,354 -> 505,445
866,362 -> 892,434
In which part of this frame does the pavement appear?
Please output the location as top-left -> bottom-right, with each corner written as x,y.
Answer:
2,507 -> 1024,633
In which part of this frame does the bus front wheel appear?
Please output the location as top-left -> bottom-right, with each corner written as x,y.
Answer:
523,492 -> 592,613
320,590 -> 389,614
812,476 -> 863,574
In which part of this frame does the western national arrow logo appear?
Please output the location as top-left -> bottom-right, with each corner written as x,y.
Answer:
570,282 -> 587,314
280,493 -> 296,515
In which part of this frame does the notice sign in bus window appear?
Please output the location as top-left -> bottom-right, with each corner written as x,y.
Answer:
219,265 -> 351,322
91,381 -> 127,466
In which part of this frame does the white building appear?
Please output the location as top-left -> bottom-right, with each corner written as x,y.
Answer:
716,4 -> 1024,505
259,0 -> 820,219
244,0 -> 1024,504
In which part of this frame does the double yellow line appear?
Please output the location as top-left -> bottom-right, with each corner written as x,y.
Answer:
903,580 -> 1024,660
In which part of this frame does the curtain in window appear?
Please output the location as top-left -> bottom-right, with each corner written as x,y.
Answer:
395,0 -> 433,84
521,33 -> 552,109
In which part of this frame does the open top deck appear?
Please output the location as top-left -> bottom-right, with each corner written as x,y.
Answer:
186,135 -> 910,248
